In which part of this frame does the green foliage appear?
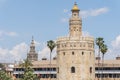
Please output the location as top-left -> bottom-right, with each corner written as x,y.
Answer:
0,63 -> 5,70
96,37 -> 104,49
19,58 -> 33,69
19,58 -> 39,80
96,37 -> 108,55
47,40 -> 56,52
0,70 -> 13,80
100,44 -> 108,55
96,37 -> 108,80
47,40 -> 56,80
22,67 -> 38,80
96,37 -> 108,58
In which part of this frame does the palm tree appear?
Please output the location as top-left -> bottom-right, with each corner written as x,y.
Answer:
47,40 -> 56,79
96,37 -> 104,58
100,44 -> 108,80
96,37 -> 104,79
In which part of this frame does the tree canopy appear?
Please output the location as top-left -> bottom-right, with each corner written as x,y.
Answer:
0,70 -> 13,80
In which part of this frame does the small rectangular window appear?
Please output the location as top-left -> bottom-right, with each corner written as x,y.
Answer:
63,52 -> 65,55
57,67 -> 59,73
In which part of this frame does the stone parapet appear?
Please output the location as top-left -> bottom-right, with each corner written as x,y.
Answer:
57,36 -> 94,42
57,36 -> 94,51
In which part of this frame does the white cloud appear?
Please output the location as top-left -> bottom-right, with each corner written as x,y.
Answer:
0,42 -> 28,63
0,41 -> 57,62
34,40 -> 41,46
6,32 -> 17,36
105,35 -> 120,59
38,47 -> 49,59
91,7 -> 108,16
61,7 -> 109,23
80,7 -> 109,18
82,31 -> 92,37
9,43 -> 28,61
0,30 -> 18,38
0,48 -> 9,55
80,11 -> 89,18
38,46 -> 56,60
111,35 -> 120,49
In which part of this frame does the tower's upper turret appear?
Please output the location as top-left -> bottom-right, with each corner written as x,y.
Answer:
69,3 -> 82,38
71,2 -> 80,11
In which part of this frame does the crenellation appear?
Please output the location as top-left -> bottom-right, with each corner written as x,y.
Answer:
57,36 -> 94,42
57,41 -> 94,51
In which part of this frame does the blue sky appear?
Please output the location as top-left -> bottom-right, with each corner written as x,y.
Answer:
0,0 -> 120,63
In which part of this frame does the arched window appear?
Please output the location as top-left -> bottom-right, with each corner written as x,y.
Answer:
71,66 -> 75,73
90,67 -> 92,73
63,52 -> 65,55
72,51 -> 74,55
82,52 -> 84,55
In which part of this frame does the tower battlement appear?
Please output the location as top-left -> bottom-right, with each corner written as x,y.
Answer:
57,36 -> 94,41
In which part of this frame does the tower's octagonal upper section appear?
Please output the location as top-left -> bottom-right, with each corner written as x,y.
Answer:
57,3 -> 94,46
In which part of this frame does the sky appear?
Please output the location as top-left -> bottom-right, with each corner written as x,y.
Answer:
0,0 -> 120,63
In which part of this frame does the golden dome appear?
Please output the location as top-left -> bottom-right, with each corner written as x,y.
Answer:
72,3 -> 79,11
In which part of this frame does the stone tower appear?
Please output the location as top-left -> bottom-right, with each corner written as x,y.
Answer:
27,37 -> 38,61
57,3 -> 95,80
